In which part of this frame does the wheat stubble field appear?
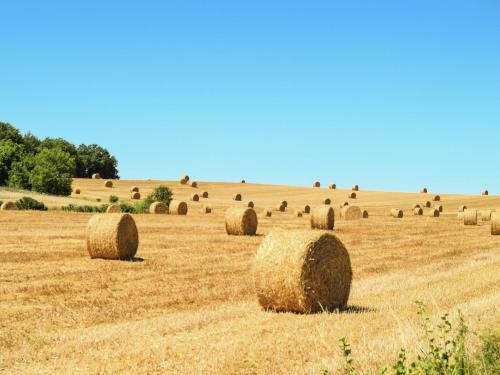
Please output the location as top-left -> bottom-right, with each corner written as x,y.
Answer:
1,179 -> 499,374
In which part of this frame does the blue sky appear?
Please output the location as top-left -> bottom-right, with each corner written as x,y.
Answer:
1,1 -> 499,193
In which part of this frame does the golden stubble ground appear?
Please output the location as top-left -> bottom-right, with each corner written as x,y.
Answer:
1,179 -> 499,374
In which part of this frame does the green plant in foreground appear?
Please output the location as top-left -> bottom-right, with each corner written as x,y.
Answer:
15,197 -> 48,211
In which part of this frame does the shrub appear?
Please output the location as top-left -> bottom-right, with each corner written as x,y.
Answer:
61,204 -> 108,213
29,148 -> 75,196
145,185 -> 173,208
109,195 -> 119,203
16,197 -> 48,211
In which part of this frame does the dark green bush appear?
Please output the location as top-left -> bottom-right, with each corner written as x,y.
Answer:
109,195 -> 119,203
29,148 -> 75,196
16,197 -> 48,211
61,204 -> 108,213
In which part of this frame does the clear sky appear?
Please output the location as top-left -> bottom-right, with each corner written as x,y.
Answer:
1,1 -> 499,193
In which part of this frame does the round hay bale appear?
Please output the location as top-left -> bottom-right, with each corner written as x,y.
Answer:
482,190 -> 489,196
149,202 -> 167,214
420,187 -> 428,193
479,209 -> 492,221
104,180 -> 113,188
106,204 -> 121,213
233,193 -> 242,201
340,201 -> 349,208
424,201 -> 431,208
329,183 -> 336,189
349,192 -> 357,199
263,208 -> 272,217
458,205 -> 467,212
201,204 -> 212,214
436,205 -> 443,213
412,203 -> 421,210
276,204 -> 286,212
86,213 -> 138,259
390,208 -> 404,218
254,230 -> 352,313
0,201 -> 17,211
341,206 -> 362,220
131,192 -> 141,200
201,191 -> 209,198
362,210 -> 369,219
294,210 -> 303,217
323,198 -> 331,205
225,207 -> 258,236
428,208 -> 440,217
303,205 -> 311,214
279,200 -> 288,208
247,201 -> 255,208
352,185 -> 359,191
191,193 -> 200,202
463,209 -> 477,225
191,181 -> 198,188
130,186 -> 139,193
312,181 -> 320,188
413,207 -> 423,216
432,195 -> 441,202
241,179 -> 246,184
310,206 -> 334,230
74,188 -> 81,194
491,212 -> 500,235
91,173 -> 101,179
169,200 -> 188,215
180,175 -> 189,184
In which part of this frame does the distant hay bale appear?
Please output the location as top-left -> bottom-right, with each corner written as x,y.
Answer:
276,204 -> 286,212
247,201 -> 255,208
362,210 -> 369,219
254,230 -> 352,313
180,175 -> 189,184
428,208 -> 440,217
413,207 -> 423,216
74,188 -> 81,194
105,180 -> 113,188
303,205 -> 311,214
191,181 -> 198,188
131,192 -> 141,200
263,208 -> 272,217
201,204 -> 212,214
106,204 -> 121,213
313,181 -> 321,188
233,193 -> 242,201
436,205 -> 443,213
169,200 -> 188,215
91,173 -> 101,179
341,206 -> 362,220
390,208 -> 404,218
310,206 -> 334,230
191,193 -> 200,202
432,195 -> 441,202
86,213 -> 138,260
294,210 -> 303,217
329,183 -> 336,189
225,207 -> 258,235
201,191 -> 208,198
458,205 -> 467,212
492,212 -> 500,235
482,190 -> 489,196
149,202 -> 167,214
463,209 -> 477,225
352,185 -> 359,191
130,186 -> 139,193
349,192 -> 357,199
420,187 -> 428,193
0,201 -> 17,211
279,200 -> 288,208
479,209 -> 492,221
323,198 -> 331,205
412,204 -> 421,210
241,179 -> 246,184
339,201 -> 349,209
424,201 -> 431,208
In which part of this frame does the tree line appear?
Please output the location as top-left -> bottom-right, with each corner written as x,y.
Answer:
0,122 -> 119,196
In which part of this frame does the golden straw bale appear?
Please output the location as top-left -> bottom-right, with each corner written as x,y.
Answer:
276,204 -> 286,212
329,183 -> 336,189
352,185 -> 359,191
412,204 -> 421,210
86,213 -> 138,259
424,201 -> 431,208
149,202 -> 167,214
74,188 -> 81,194
201,191 -> 208,198
106,204 -> 121,213
191,193 -> 199,202
362,210 -> 369,219
390,208 -> 404,218
130,186 -> 139,193
479,209 -> 493,221
279,200 -> 288,208
180,175 -> 189,184
0,201 -> 17,211
254,230 -> 352,313
191,181 -> 198,188
420,187 -> 428,193
323,198 -> 331,205
341,206 -> 362,220
458,205 -> 467,212
432,195 -> 441,201
241,179 -> 246,183
247,201 -> 255,208
340,201 -> 349,208
104,180 -> 113,188
201,205 -> 212,214
233,193 -> 242,201
349,192 -> 357,199
303,205 -> 311,214
263,208 -> 272,217
313,181 -> 321,188
310,206 -> 334,230
491,212 -> 500,235
91,173 -> 101,179
413,207 -> 423,216
169,200 -> 188,215
294,210 -> 303,217
131,192 -> 141,200
463,209 -> 478,225
428,208 -> 440,217
225,207 -> 258,235
482,190 -> 489,196
436,205 -> 443,212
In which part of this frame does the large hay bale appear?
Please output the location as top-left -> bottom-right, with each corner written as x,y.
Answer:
482,190 -> 489,196
362,210 -> 369,219
201,191 -> 209,198
130,186 -> 139,193
225,207 -> 258,235
428,208 -> 440,217
279,200 -> 288,208
294,210 -> 303,217
341,206 -> 362,220
412,203 -> 421,210
191,193 -> 200,202
303,205 -> 311,214
263,208 -> 272,217
329,183 -> 336,189
420,187 -> 428,193
436,205 -> 443,213
276,204 -> 286,212
0,201 -> 17,211
247,201 -> 255,208
180,175 -> 189,184
254,230 -> 352,313
313,181 -> 320,188
492,212 -> 500,235
352,185 -> 359,191
191,181 -> 198,188
390,208 -> 404,218
86,213 -> 138,259
201,204 -> 212,214
149,202 -> 167,214
424,201 -> 431,208
463,209 -> 477,225
106,204 -> 121,213
479,209 -> 493,221
91,173 -> 101,179
413,207 -> 423,216
432,195 -> 441,202
323,198 -> 331,205
169,200 -> 188,215
458,205 -> 467,212
131,192 -> 141,200
74,188 -> 81,194
349,192 -> 357,199
105,180 -> 113,188
233,193 -> 242,201
310,206 -> 334,230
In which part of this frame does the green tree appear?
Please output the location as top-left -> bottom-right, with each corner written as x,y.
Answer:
39,137 -> 77,158
22,132 -> 41,154
76,144 -> 119,179
0,140 -> 24,185
8,154 -> 35,190
0,122 -> 23,144
29,148 -> 75,195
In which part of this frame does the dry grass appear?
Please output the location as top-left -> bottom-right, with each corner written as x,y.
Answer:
0,180 -> 499,373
